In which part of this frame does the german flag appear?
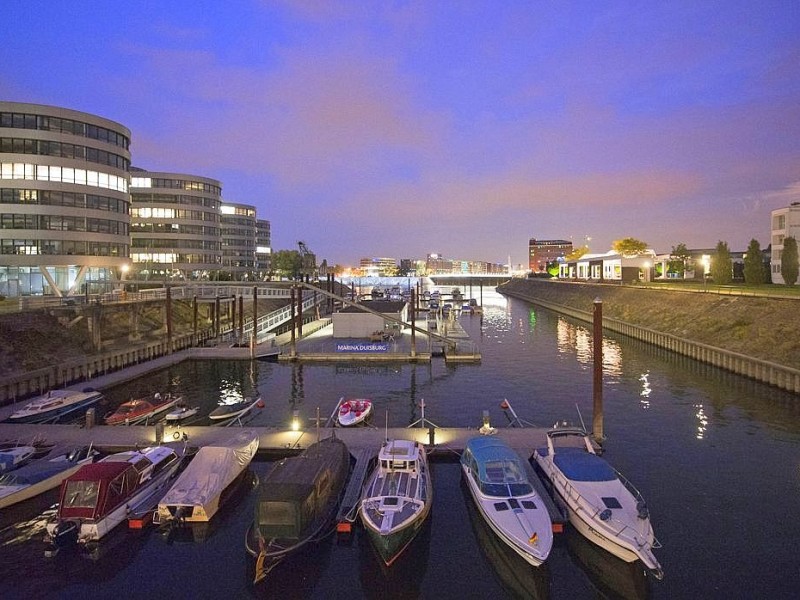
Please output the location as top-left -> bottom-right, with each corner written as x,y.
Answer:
529,532 -> 538,545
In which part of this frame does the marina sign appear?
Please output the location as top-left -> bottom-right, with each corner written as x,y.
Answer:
336,342 -> 389,353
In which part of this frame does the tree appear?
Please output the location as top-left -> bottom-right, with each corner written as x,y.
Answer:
743,239 -> 766,285
612,237 -> 648,256
565,245 -> 589,261
781,236 -> 799,286
710,240 -> 733,285
669,242 -> 691,277
271,249 -> 302,279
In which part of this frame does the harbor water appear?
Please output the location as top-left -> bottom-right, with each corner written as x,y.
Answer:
1,289 -> 799,599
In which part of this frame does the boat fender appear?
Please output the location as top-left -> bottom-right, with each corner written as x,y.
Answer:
636,500 -> 649,520
599,508 -> 612,521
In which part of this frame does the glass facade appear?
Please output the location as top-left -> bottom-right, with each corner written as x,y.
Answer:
0,102 -> 131,297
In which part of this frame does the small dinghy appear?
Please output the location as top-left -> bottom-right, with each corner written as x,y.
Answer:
338,398 -> 373,427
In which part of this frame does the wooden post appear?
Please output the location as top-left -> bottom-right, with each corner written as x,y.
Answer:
410,289 -> 416,358
290,286 -> 297,357
592,297 -> 604,442
297,285 -> 303,336
231,294 -> 237,341
252,286 -> 258,344
165,286 -> 173,353
192,295 -> 198,339
238,295 -> 244,335
214,295 -> 220,339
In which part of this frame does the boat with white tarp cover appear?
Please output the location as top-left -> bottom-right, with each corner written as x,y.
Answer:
155,431 -> 259,524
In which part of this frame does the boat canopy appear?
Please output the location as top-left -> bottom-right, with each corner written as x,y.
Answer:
462,437 -> 533,497
256,438 -> 349,541
59,462 -> 138,520
553,447 -> 617,482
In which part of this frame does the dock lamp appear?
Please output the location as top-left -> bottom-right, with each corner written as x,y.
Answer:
291,409 -> 300,432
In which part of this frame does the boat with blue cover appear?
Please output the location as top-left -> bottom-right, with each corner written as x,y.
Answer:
0,445 -> 97,509
533,427 -> 663,579
460,436 -> 553,566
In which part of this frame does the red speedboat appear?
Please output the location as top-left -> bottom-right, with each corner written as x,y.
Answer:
105,393 -> 180,426
338,398 -> 373,427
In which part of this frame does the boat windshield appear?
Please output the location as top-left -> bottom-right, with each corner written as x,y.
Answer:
115,404 -> 138,415
480,459 -> 533,497
63,480 -> 100,509
0,473 -> 20,485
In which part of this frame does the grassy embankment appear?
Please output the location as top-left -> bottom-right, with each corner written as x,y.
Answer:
499,278 -> 800,370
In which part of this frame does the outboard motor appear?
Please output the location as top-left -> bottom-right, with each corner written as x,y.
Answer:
44,520 -> 79,557
52,520 -> 79,547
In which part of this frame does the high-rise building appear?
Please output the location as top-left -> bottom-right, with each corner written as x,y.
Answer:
0,101 -> 131,296
528,239 -> 573,272
130,169 -> 222,280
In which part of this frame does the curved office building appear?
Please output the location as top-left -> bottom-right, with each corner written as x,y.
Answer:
130,169 -> 222,279
0,101 -> 131,297
221,201 -> 256,280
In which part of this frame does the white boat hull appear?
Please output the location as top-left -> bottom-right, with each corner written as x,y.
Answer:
0,463 -> 83,509
533,432 -> 662,577
461,464 -> 552,567
45,448 -> 184,545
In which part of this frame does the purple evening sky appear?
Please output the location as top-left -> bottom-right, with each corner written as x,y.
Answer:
2,0 -> 799,267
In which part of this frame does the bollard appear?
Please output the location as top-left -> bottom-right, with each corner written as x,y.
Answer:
428,425 -> 435,446
155,421 -> 164,444
85,407 -> 95,429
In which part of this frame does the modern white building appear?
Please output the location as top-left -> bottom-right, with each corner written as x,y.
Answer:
558,250 -> 657,282
770,203 -> 800,285
0,101 -> 132,297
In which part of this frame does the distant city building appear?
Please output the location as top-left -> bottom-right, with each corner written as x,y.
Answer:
528,239 -> 573,272
130,169 -> 222,280
424,253 -> 505,275
359,257 -> 397,276
0,101 -> 131,297
771,203 -> 800,284
220,201 -> 256,279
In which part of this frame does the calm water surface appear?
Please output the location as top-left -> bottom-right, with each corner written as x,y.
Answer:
2,289 -> 799,599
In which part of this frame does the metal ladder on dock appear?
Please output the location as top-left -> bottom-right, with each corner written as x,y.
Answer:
335,446 -> 377,531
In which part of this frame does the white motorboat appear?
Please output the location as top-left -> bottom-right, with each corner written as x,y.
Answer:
360,439 -> 432,566
0,445 -> 37,474
533,427 -> 663,579
44,444 -> 186,555
337,398 -> 373,427
208,397 -> 263,425
6,388 -> 103,424
155,431 -> 259,523
461,436 -> 553,567
0,445 -> 97,509
165,404 -> 200,424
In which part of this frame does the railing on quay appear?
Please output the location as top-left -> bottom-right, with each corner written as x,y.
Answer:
0,329 -> 214,406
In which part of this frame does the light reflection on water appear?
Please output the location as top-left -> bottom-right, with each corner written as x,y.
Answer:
1,289 -> 799,599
